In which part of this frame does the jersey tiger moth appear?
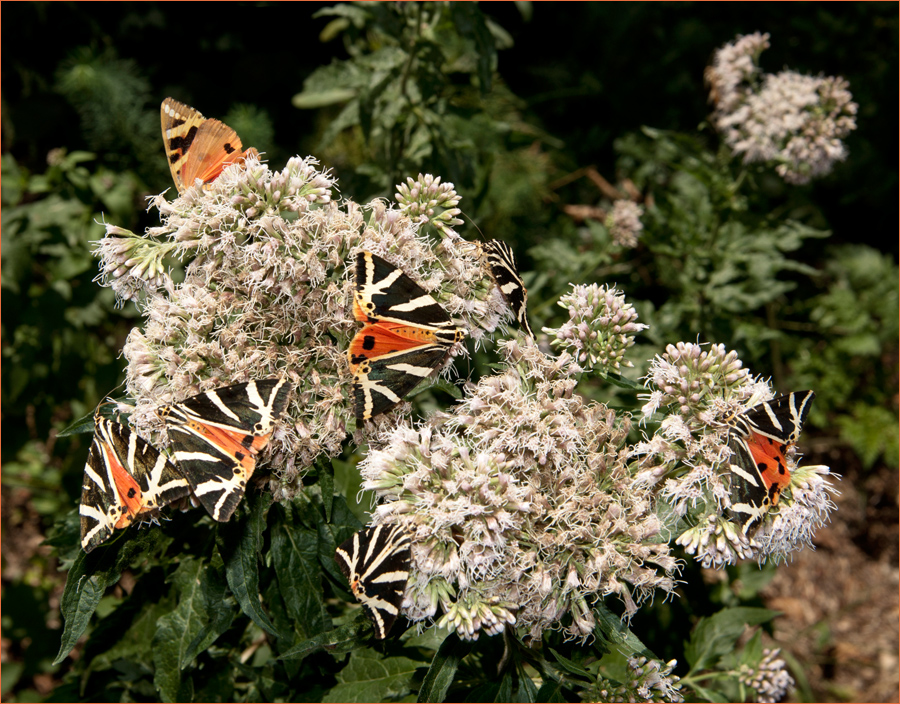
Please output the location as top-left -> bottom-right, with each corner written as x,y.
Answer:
348,251 -> 465,422
157,377 -> 292,522
80,412 -> 191,552
726,390 -> 815,534
334,524 -> 412,639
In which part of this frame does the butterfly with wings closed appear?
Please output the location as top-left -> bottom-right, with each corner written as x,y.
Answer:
160,97 -> 259,193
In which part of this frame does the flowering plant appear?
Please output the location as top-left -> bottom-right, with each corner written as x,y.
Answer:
55,146 -> 839,701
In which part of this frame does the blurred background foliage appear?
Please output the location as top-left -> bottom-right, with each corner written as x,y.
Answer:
2,2 -> 896,702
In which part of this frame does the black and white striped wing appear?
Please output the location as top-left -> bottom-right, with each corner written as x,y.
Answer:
80,415 -> 190,552
158,377 -> 292,522
348,252 -> 465,422
482,239 -> 534,338
334,524 -> 412,639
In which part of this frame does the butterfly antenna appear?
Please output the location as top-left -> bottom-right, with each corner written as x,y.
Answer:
459,209 -> 486,242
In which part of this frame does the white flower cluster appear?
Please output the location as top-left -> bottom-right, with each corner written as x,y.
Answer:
707,32 -> 858,184
587,657 -> 683,703
92,162 -> 503,494
546,283 -> 648,372
359,340 -> 679,642
738,648 -> 794,702
607,199 -> 645,248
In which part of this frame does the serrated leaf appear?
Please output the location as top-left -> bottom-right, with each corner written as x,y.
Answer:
82,596 -> 172,683
598,371 -> 648,392
323,648 -> 422,703
535,681 -> 566,703
684,607 -> 779,674
317,496 -> 364,586
57,399 -> 130,437
495,668 -> 513,702
547,648 -> 592,678
216,492 -> 279,637
517,663 -> 539,703
56,411 -> 96,437
417,632 -> 472,703
319,459 -> 335,523
180,552 -> 233,666
688,682 -> 729,702
153,557 -> 207,702
271,509 -> 329,641
54,529 -> 167,664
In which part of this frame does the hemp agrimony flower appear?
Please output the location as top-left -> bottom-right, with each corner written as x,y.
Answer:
607,199 -> 645,248
635,341 -> 837,567
706,32 -> 858,185
737,647 -> 794,703
546,283 -> 647,372
395,173 -> 464,237
92,159 -> 507,497
359,339 -> 678,642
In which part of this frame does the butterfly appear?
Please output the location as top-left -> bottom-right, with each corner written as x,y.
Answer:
160,97 -> 259,194
348,251 -> 466,422
334,524 -> 412,639
482,239 -> 535,338
726,390 -> 815,534
157,378 -> 291,522
80,409 -> 190,552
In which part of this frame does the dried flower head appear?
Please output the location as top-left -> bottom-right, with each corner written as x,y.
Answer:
359,339 -> 678,642
92,160 -> 507,497
546,283 -> 647,372
707,32 -> 858,185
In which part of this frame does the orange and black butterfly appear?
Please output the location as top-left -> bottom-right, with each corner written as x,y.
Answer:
160,97 -> 258,193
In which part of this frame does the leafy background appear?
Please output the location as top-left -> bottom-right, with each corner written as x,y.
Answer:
2,3 -> 897,702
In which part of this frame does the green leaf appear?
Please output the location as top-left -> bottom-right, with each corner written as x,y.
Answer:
517,663 -> 539,703
547,648 -> 592,678
417,632 -> 472,703
495,668 -> 513,702
216,492 -> 279,637
323,648 -> 423,703
180,552 -> 233,666
688,682 -> 729,702
598,371 -> 648,392
293,88 -> 357,109
153,558 -> 208,702
278,611 -> 371,662
317,496 -> 364,586
535,681 -> 566,703
54,529 -> 167,664
593,601 -> 656,660
684,607 -> 779,674
56,410 -> 97,437
319,459 -> 335,523
271,507 -> 330,641
449,4 -> 495,93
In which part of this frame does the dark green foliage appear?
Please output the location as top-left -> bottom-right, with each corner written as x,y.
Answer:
2,2 -> 897,702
